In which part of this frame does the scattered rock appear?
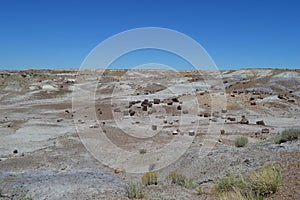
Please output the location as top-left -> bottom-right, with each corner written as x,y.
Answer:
188,130 -> 195,136
13,149 -> 18,154
153,98 -> 160,104
277,94 -> 285,99
239,117 -> 249,124
261,128 -> 270,133
114,167 -> 125,174
256,120 -> 265,125
123,110 -> 129,116
211,118 -> 218,122
89,124 -> 99,128
152,125 -> 157,131
129,110 -> 135,116
172,97 -> 179,102
203,113 -> 210,117
227,117 -> 236,121
166,100 -> 173,105
177,105 -> 182,110
141,99 -> 149,106
250,101 -> 256,105
142,106 -> 147,111
113,108 -> 121,112
221,109 -> 227,113
182,110 -> 189,114
57,119 -> 63,122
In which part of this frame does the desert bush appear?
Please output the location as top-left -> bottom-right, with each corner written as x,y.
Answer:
275,128 -> 300,144
149,193 -> 172,200
235,136 -> 248,147
141,172 -> 158,186
218,189 -> 247,200
214,174 -> 247,194
125,182 -> 145,199
196,186 -> 204,195
217,188 -> 261,200
139,149 -> 147,154
249,165 -> 282,196
166,172 -> 196,189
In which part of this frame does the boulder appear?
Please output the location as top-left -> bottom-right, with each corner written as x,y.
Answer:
113,108 -> 121,112
141,99 -> 149,106
220,130 -> 225,134
188,130 -> 195,136
211,118 -> 218,122
114,167 -> 125,174
182,110 -> 189,114
152,125 -> 157,131
256,120 -> 265,125
153,98 -> 160,104
261,128 -> 270,133
129,110 -> 135,116
221,109 -> 227,113
239,117 -> 249,124
142,106 -> 147,111
166,100 -> 173,105
172,97 -> 179,102
227,117 -> 236,121
177,105 -> 182,110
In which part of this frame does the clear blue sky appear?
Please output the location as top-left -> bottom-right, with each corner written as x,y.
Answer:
0,0 -> 299,70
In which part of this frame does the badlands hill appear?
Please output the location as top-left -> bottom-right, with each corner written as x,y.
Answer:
0,68 -> 299,199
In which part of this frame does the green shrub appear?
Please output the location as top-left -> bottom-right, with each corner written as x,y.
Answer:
218,189 -> 247,200
275,129 -> 300,144
141,172 -> 158,186
125,182 -> 145,199
249,165 -> 282,196
139,149 -> 147,154
166,172 -> 196,189
214,174 -> 247,194
217,189 -> 261,200
235,136 -> 248,147
196,186 -> 204,195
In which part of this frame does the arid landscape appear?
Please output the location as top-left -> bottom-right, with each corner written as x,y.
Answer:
0,68 -> 299,200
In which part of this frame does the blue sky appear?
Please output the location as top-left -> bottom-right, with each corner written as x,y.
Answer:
0,0 -> 299,70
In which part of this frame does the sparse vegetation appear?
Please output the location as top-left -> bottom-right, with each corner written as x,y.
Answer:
166,172 -> 196,189
275,128 -> 300,144
142,172 -> 158,186
235,136 -> 248,147
215,164 -> 282,199
149,194 -> 172,200
217,189 -> 260,200
249,165 -> 282,196
215,174 -> 247,194
139,148 -> 147,154
196,186 -> 204,195
125,182 -> 145,199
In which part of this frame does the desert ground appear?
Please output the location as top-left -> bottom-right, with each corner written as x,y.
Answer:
0,68 -> 299,199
